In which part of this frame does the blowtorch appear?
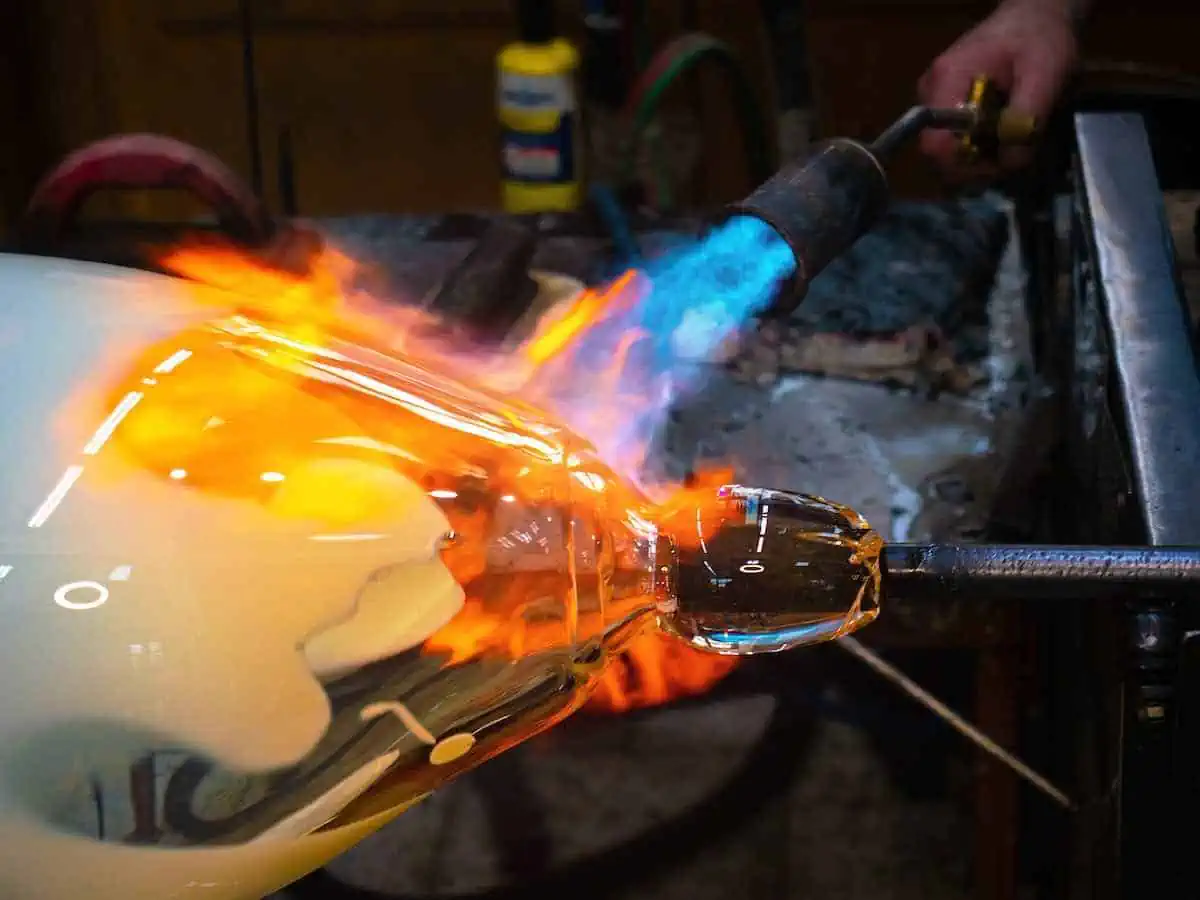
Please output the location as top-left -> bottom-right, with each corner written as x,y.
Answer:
688,83 -> 1200,812
726,75 -> 1037,309
692,82 -> 1200,607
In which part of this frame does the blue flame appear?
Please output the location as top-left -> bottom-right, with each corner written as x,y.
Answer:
637,216 -> 794,362
533,215 -> 795,478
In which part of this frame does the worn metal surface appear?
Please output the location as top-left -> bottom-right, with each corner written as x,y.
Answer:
1072,112 -> 1200,900
884,544 -> 1200,601
725,139 -> 890,308
1075,113 -> 1200,546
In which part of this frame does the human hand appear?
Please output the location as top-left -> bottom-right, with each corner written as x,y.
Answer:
918,0 -> 1083,178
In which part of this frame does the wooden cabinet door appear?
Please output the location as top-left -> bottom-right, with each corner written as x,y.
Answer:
28,0 -> 517,219
23,0 -> 781,217
247,1 -> 512,215
26,0 -> 250,221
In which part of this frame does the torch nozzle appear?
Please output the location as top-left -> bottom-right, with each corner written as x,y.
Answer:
723,75 -> 1039,312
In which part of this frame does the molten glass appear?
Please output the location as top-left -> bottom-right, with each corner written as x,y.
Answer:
663,485 -> 882,653
0,248 -> 879,899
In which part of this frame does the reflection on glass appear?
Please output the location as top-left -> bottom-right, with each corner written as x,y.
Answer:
9,310 -> 880,897
663,485 -> 882,653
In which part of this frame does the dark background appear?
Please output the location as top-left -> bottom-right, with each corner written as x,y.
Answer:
2,0 -> 1199,228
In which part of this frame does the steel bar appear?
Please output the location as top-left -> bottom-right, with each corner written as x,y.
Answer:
883,543 -> 1200,601
1076,113 -> 1200,546
725,138 -> 889,306
1074,111 -> 1200,900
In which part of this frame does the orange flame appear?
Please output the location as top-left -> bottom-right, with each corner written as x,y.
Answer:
521,269 -> 642,368
148,238 -> 737,713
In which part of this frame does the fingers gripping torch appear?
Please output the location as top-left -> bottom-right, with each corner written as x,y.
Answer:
726,76 -> 1036,309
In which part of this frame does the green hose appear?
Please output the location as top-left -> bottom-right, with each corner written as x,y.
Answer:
618,33 -> 776,213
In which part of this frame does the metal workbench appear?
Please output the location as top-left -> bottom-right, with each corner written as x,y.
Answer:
1024,111 -> 1200,900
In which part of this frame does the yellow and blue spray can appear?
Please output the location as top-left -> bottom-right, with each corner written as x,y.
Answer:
496,0 -> 583,213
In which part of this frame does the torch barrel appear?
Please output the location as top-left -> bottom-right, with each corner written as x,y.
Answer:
724,78 -> 1038,312
724,138 -> 889,307
882,544 -> 1200,601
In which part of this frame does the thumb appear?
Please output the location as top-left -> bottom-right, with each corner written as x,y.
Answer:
919,56 -> 976,109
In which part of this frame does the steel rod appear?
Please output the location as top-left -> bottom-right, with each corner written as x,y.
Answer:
868,105 -> 973,161
882,544 -> 1200,600
838,637 -> 1073,809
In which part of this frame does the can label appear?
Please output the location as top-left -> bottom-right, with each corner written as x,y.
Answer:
498,72 -> 576,117
498,71 -> 577,185
501,115 -> 577,183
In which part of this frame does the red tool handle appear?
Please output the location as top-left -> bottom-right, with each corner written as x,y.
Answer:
21,133 -> 276,248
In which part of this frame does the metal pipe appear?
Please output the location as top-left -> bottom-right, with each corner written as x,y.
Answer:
883,543 -> 1200,601
722,103 -> 971,309
869,105 -> 973,160
722,81 -> 1033,314
724,138 -> 890,306
839,636 -> 1074,809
